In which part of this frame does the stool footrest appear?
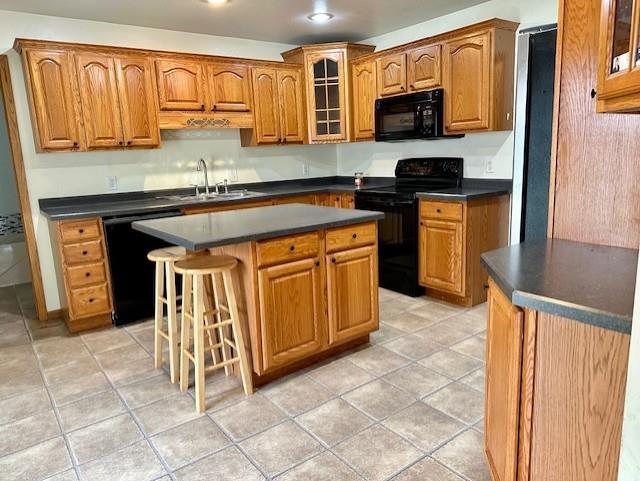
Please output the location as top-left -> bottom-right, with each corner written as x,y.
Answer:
223,338 -> 237,351
203,319 -> 233,330
205,357 -> 240,372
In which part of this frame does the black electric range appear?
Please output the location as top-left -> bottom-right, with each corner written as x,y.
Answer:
355,157 -> 463,296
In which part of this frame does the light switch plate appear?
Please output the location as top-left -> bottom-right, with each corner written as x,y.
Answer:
229,168 -> 238,182
107,176 -> 118,191
485,159 -> 495,174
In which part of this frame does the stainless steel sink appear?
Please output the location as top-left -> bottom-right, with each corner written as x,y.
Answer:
156,190 -> 263,202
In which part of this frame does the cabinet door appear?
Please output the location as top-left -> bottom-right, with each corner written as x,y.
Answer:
408,44 -> 442,91
251,68 -> 281,144
24,49 -> 82,151
75,53 -> 124,148
326,245 -> 378,344
307,51 -> 348,142
277,68 -> 305,143
340,193 -> 355,209
351,59 -> 377,140
208,64 -> 251,112
258,257 -> 324,371
419,218 -> 464,294
377,53 -> 407,97
155,59 -> 206,111
114,56 -> 160,147
443,32 -> 491,132
484,278 -> 524,481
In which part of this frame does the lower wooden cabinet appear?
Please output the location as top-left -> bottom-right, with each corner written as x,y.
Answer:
418,196 -> 509,306
258,257 -> 325,371
326,244 -> 378,344
484,279 -> 630,481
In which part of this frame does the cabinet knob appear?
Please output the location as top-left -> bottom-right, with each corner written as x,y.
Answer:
127,140 -> 132,146
420,221 -> 424,226
400,85 -> 405,90
82,251 -> 88,256
78,229 -> 84,234
590,88 -> 597,99
331,258 -> 337,264
85,272 -> 91,277
118,141 -> 123,145
436,208 -> 441,213
212,105 -> 217,111
289,245 -> 295,251
352,233 -> 357,239
89,298 -> 95,303
315,260 -> 320,267
201,104 -> 206,111
73,142 -> 78,147
410,84 -> 415,89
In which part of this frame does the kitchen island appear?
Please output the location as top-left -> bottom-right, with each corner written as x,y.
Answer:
133,203 -> 384,385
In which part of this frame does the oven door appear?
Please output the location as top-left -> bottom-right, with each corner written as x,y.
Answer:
375,100 -> 421,141
355,194 -> 423,296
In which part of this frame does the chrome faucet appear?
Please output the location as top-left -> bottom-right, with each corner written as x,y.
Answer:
196,158 -> 210,195
214,179 -> 229,194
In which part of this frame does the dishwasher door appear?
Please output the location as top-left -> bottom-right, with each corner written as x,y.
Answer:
103,211 -> 182,326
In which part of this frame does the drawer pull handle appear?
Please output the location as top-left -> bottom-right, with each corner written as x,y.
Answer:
89,298 -> 95,303
436,208 -> 441,213
85,272 -> 91,277
289,245 -> 295,251
315,260 -> 320,267
79,229 -> 84,234
352,233 -> 357,239
331,258 -> 337,264
82,251 -> 88,256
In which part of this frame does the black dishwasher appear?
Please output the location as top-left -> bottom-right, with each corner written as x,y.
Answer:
103,210 -> 182,325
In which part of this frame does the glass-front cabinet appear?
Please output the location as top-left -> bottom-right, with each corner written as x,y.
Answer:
597,0 -> 640,112
281,43 -> 375,143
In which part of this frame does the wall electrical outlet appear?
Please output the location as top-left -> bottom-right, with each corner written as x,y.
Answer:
107,176 -> 118,191
229,168 -> 238,183
302,162 -> 310,177
485,159 -> 495,174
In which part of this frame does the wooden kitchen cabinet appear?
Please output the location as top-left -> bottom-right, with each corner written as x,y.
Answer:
351,58 -> 377,140
596,0 -> 640,112
75,53 -> 124,148
208,64 -> 251,112
22,48 -> 83,151
326,244 -> 379,344
155,59 -> 207,111
114,56 -> 160,147
484,277 -> 524,481
407,44 -> 442,91
418,196 -> 510,306
248,67 -> 280,144
443,27 -> 516,132
376,52 -> 407,97
276,68 -> 306,143
258,257 -> 325,371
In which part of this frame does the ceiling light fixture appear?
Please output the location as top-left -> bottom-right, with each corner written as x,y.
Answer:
308,12 -> 334,23
205,0 -> 229,5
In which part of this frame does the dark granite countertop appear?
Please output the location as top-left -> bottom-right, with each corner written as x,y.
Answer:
39,177 -> 511,221
481,239 -> 637,334
132,203 -> 385,251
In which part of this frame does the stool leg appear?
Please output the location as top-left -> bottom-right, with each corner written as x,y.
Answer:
179,273 -> 192,393
222,270 -> 254,395
193,275 -> 207,413
202,278 -> 222,367
154,261 -> 165,370
212,272 -> 232,376
165,261 -> 179,384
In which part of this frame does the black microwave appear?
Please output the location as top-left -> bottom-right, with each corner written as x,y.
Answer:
375,89 -> 451,141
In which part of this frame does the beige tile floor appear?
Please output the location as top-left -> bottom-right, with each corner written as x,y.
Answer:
0,283 -> 489,481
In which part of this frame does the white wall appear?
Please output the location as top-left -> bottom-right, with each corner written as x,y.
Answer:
618,254 -> 640,480
0,9 -> 338,310
0,92 -> 20,215
336,0 -> 558,179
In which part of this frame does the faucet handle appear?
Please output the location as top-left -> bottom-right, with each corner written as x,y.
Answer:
190,183 -> 200,196
223,178 -> 229,193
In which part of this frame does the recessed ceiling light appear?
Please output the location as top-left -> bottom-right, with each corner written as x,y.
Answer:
204,0 -> 229,5
308,12 -> 334,23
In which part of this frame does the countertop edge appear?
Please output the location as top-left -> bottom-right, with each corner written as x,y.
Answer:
416,189 -> 510,201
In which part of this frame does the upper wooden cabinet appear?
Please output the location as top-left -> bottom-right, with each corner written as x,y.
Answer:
596,0 -> 640,112
351,58 -> 377,140
208,64 -> 251,112
282,43 -> 375,143
377,52 -> 407,97
22,48 -> 83,151
75,53 -> 124,148
242,65 -> 305,145
443,27 -> 516,132
114,56 -> 160,147
155,59 -> 206,111
408,44 -> 442,91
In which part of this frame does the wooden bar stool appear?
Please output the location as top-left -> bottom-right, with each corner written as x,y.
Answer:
148,246 -> 190,384
175,255 -> 254,413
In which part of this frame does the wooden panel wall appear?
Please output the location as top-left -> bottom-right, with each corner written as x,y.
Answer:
549,0 -> 640,248
529,312 -> 629,481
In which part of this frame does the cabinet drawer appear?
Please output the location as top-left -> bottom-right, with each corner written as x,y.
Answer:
257,232 -> 320,267
59,219 -> 102,244
62,239 -> 104,265
66,262 -> 107,289
326,222 -> 377,253
420,201 -> 463,221
69,283 -> 111,318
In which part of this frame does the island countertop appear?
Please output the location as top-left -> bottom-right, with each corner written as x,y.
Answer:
481,239 -> 637,334
132,203 -> 384,251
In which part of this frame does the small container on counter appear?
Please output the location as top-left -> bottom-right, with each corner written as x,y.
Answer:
354,172 -> 365,188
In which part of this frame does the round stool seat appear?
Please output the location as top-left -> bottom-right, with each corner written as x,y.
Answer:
174,255 -> 238,275
147,246 -> 189,263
